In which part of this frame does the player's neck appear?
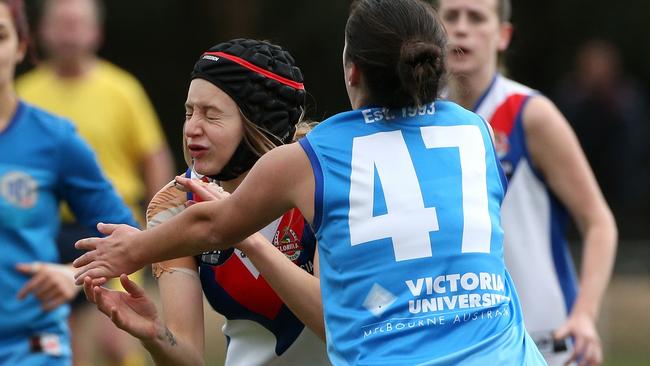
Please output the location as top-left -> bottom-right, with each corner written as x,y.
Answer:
447,68 -> 495,110
0,91 -> 19,132
50,55 -> 97,79
219,171 -> 248,194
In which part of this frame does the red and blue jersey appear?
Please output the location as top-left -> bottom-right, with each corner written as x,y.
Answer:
179,171 -> 328,365
473,75 -> 579,342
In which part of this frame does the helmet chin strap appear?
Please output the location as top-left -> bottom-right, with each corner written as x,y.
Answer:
206,140 -> 259,182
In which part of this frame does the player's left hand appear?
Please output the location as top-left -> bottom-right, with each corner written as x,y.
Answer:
174,175 -> 230,204
555,310 -> 602,366
16,262 -> 80,311
72,223 -> 143,285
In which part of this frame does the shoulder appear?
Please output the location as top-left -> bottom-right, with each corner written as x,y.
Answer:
146,179 -> 188,229
94,60 -> 149,98
436,100 -> 477,117
96,60 -> 141,85
312,109 -> 359,131
435,100 -> 488,128
17,101 -> 76,139
521,95 -> 567,133
497,75 -> 537,96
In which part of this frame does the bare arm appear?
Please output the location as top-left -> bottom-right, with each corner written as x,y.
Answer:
141,257 -> 205,366
523,96 -> 617,365
236,236 -> 325,340
170,165 -> 326,340
84,269 -> 204,366
74,143 -> 314,283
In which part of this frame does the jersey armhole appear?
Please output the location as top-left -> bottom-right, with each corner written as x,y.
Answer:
298,138 -> 324,233
478,115 -> 508,194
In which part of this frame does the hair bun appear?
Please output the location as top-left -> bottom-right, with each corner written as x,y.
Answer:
396,41 -> 445,107
400,41 -> 442,69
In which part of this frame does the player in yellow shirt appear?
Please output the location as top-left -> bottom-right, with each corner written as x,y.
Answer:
16,0 -> 174,365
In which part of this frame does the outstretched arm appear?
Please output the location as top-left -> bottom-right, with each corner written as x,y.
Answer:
524,96 -> 617,366
73,143 -> 314,283
173,165 -> 325,339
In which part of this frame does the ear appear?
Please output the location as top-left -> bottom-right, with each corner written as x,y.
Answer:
15,40 -> 27,64
346,61 -> 362,87
497,21 -> 513,52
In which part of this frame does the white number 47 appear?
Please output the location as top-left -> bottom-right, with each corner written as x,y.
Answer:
348,126 -> 492,262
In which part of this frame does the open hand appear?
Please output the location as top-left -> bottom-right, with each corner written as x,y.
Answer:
73,223 -> 143,285
84,274 -> 162,341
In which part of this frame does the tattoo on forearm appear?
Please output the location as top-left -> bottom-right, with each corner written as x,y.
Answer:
164,327 -> 177,346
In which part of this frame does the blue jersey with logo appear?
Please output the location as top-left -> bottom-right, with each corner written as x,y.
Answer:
0,102 -> 136,348
300,101 -> 545,365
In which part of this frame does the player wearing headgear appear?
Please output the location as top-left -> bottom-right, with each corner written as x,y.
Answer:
81,39 -> 329,366
73,1 -> 548,364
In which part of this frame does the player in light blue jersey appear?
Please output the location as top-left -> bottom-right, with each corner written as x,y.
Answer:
73,0 -> 545,364
0,1 -> 137,364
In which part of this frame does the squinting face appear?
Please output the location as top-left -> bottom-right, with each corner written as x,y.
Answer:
0,3 -> 25,88
184,78 -> 245,176
40,0 -> 100,62
438,0 -> 506,76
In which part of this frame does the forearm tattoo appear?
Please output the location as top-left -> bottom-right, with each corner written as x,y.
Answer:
164,327 -> 177,346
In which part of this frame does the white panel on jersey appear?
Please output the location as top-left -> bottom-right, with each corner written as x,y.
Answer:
235,217 -> 282,279
502,160 -> 568,333
475,76 -> 534,118
222,318 -> 329,365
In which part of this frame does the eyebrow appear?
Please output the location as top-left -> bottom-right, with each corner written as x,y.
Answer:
184,102 -> 225,114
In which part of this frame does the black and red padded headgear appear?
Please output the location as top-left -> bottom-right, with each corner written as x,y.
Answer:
191,39 -> 306,181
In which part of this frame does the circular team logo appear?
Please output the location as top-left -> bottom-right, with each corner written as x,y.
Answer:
273,227 -> 303,262
0,171 -> 38,209
494,131 -> 510,158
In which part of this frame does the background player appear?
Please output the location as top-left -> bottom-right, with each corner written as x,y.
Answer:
0,0 -> 137,364
435,0 -> 618,365
16,0 -> 174,364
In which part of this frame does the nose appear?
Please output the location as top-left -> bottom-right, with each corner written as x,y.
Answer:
450,13 -> 469,37
184,113 -> 203,138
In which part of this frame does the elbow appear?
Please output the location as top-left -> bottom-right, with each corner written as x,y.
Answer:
191,202 -> 228,250
588,205 -> 619,251
602,205 -> 618,248
200,210 -> 222,247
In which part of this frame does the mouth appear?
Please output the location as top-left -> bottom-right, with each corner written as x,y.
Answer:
187,144 -> 208,158
449,46 -> 470,57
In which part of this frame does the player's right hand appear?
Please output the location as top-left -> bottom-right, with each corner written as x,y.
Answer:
73,223 -> 143,285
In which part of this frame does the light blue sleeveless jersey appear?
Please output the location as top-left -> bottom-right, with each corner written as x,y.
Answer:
300,101 -> 545,365
0,102 -> 136,364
